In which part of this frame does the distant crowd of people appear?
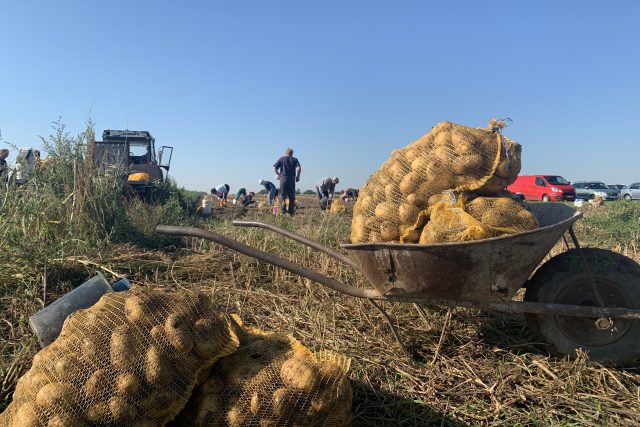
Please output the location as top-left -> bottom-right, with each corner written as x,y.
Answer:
205,147 -> 358,216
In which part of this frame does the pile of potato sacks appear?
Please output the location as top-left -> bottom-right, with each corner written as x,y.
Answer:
0,290 -> 352,427
351,119 -> 538,244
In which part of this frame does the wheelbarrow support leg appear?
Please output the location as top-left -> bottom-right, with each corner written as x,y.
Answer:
368,299 -> 407,354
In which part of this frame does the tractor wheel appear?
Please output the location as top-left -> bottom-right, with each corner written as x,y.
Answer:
524,248 -> 640,365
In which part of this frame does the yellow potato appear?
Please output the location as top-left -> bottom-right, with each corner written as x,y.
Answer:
410,156 -> 430,173
83,369 -> 110,398
387,160 -> 406,181
115,372 -> 141,396
434,131 -> 451,146
384,183 -> 397,201
368,231 -> 382,242
193,318 -> 226,359
84,402 -> 110,423
399,172 -> 422,194
47,412 -> 84,427
109,396 -> 137,423
272,387 -> 298,417
280,356 -> 318,392
452,153 -> 485,176
398,203 -> 420,225
52,355 -> 84,383
35,382 -> 77,411
374,202 -> 396,221
10,404 -> 40,427
164,313 -> 193,353
380,221 -> 399,242
250,389 -> 268,415
226,405 -> 247,427
451,129 -> 479,155
144,346 -> 171,385
110,324 -> 138,370
141,389 -> 183,420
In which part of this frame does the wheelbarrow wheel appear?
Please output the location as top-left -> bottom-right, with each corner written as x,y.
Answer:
524,248 -> 640,365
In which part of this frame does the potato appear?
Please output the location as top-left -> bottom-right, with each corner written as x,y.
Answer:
410,157 -> 430,173
358,195 -> 374,211
52,355 -> 84,383
227,405 -> 248,427
141,389 -> 183,419
398,203 -> 420,225
399,172 -> 422,194
272,387 -> 298,417
192,318 -> 223,359
432,145 -> 453,164
374,202 -> 395,221
280,356 -> 318,392
79,335 -> 105,361
383,183 -> 397,201
35,382 -> 77,410
10,404 -> 40,427
387,161 -> 405,181
47,412 -> 85,427
83,369 -> 110,398
124,294 -> 147,324
144,345 -> 171,385
164,313 -> 194,353
84,401 -> 110,423
368,231 -> 382,242
452,153 -> 484,176
109,396 -> 137,423
434,131 -> 451,147
451,129 -> 479,155
193,393 -> 222,424
150,324 -> 166,346
115,372 -> 141,396
406,192 -> 428,207
110,324 -> 138,370
380,221 -> 399,242
259,419 -> 279,427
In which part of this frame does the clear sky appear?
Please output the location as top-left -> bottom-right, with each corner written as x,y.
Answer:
1,1 -> 638,193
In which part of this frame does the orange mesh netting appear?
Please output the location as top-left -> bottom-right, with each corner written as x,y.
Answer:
0,288 -> 240,427
351,119 -> 529,244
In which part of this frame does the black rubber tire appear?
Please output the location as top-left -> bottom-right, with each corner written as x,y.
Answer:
624,194 -> 632,201
542,194 -> 550,202
524,248 -> 640,365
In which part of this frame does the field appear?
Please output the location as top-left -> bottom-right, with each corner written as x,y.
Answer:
1,129 -> 640,425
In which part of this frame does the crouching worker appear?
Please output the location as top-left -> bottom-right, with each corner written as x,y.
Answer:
258,179 -> 278,205
241,191 -> 256,207
212,184 -> 230,206
316,177 -> 339,211
341,188 -> 359,202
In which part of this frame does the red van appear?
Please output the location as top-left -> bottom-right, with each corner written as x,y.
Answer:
507,175 -> 576,202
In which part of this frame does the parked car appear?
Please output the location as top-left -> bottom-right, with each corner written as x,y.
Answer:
507,175 -> 575,202
608,184 -> 624,191
573,181 -> 620,200
620,183 -> 640,201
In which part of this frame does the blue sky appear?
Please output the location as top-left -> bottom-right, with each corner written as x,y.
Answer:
1,1 -> 638,192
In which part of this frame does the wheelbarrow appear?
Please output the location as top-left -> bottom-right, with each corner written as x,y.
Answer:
156,203 -> 640,364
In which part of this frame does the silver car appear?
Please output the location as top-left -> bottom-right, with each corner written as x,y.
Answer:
621,183 -> 640,201
573,181 -> 620,200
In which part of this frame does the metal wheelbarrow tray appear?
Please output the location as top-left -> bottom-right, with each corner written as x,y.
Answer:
157,203 -> 640,364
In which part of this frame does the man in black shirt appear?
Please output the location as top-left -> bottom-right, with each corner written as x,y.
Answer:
273,148 -> 302,216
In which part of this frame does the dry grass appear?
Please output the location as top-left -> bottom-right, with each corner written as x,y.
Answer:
2,200 -> 640,426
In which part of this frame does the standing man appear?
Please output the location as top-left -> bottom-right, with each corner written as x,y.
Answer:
316,177 -> 339,211
0,149 -> 9,183
273,148 -> 301,216
258,179 -> 278,205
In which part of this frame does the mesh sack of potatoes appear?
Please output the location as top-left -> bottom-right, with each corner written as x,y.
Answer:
351,119 -> 522,243
0,288 -> 240,427
418,191 -> 539,244
175,319 -> 352,427
329,197 -> 347,214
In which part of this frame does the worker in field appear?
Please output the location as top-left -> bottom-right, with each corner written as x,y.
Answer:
241,191 -> 256,208
0,148 -> 9,183
274,148 -> 301,216
233,187 -> 247,205
341,188 -> 359,202
211,184 -> 230,206
258,179 -> 278,205
316,177 -> 339,211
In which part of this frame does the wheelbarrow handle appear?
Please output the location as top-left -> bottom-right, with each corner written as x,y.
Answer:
232,220 -> 360,270
155,225 -> 379,300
